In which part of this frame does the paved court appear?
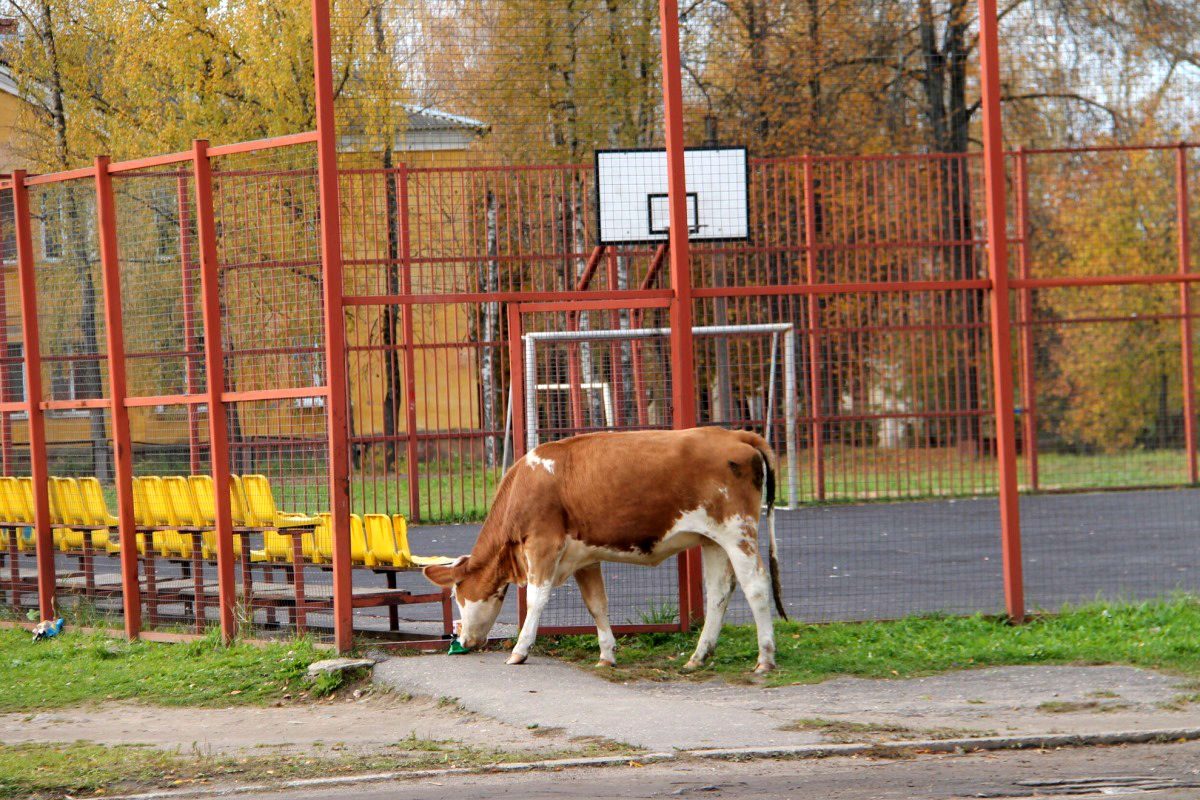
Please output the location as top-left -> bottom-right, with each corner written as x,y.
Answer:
19,487 -> 1200,635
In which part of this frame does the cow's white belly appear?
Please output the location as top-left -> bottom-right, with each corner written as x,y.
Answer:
550,530 -> 704,585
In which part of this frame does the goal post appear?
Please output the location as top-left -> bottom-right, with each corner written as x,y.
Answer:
519,323 -> 799,508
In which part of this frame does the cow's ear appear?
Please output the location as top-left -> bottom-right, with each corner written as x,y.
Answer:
423,556 -> 468,587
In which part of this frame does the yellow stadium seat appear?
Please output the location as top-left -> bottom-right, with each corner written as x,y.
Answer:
0,479 -> 12,550
364,514 -> 400,566
242,475 -> 319,564
164,476 -> 242,561
79,478 -> 117,526
79,477 -> 145,556
17,478 -> 34,522
186,474 -> 247,560
143,477 -> 193,558
366,513 -> 454,568
0,477 -> 26,551
49,477 -> 85,553
13,478 -> 36,551
313,512 -> 375,566
391,513 -> 455,567
131,477 -> 180,558
0,477 -> 21,524
53,477 -> 116,554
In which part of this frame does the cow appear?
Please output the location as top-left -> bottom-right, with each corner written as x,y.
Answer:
423,427 -> 788,673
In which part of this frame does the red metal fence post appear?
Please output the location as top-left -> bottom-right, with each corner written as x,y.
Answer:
11,171 -> 56,620
659,0 -> 702,629
801,156 -> 826,501
1015,148 -> 1038,490
977,0 -> 1025,622
311,0 -> 355,652
176,172 -> 203,476
1175,143 -> 1198,484
94,156 -> 143,637
193,140 -> 238,643
0,205 -> 12,475
396,165 -> 421,521
507,303 -> 527,628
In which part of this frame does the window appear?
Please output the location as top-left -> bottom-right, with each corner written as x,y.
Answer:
40,193 -> 63,260
0,191 -> 15,261
39,192 -> 96,261
291,339 -> 326,409
48,345 -> 101,415
150,184 -> 179,262
2,342 -> 24,405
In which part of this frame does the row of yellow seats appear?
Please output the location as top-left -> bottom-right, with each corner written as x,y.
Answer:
0,474 -> 449,569
0,477 -> 36,551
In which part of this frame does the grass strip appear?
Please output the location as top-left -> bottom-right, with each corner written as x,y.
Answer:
0,738 -> 635,799
541,597 -> 1200,687
0,627 -> 325,711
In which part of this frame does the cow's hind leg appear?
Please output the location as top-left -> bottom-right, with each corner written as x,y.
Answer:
722,528 -> 777,674
575,563 -> 615,667
684,542 -> 737,670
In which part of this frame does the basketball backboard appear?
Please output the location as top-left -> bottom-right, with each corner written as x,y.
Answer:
594,147 -> 749,245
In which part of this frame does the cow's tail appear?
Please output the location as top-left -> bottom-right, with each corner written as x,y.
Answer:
739,431 -> 788,620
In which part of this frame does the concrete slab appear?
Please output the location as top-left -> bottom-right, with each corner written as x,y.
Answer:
374,656 -> 1200,752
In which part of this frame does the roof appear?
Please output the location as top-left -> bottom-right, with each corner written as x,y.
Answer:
0,64 -> 19,100
403,105 -> 489,133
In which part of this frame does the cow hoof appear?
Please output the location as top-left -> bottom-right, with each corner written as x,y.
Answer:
594,658 -> 615,668
682,659 -> 704,672
754,661 -> 776,675
506,653 -> 528,665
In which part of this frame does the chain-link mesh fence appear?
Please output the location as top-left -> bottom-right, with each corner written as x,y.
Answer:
8,0 -> 1200,646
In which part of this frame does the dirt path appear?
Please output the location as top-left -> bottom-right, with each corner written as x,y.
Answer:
0,695 -> 569,756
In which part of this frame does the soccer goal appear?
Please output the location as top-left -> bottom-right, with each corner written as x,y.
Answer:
517,323 -> 799,508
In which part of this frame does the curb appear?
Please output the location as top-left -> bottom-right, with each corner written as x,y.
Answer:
688,727 -> 1200,760
103,753 -> 677,800
101,728 -> 1200,800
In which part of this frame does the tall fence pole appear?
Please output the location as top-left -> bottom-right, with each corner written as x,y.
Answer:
311,0 -> 354,652
94,156 -> 143,637
1014,148 -> 1038,490
659,0 -> 702,629
395,165 -> 421,521
176,172 -> 203,476
193,140 -> 238,643
1175,143 -> 1197,484
11,172 -> 56,620
977,0 -> 1025,622
801,156 -> 826,501
0,207 -> 12,474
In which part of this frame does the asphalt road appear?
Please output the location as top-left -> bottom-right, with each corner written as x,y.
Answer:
25,486 -> 1200,634
246,740 -> 1200,800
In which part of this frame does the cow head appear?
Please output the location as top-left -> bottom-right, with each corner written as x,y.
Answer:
424,556 -> 507,650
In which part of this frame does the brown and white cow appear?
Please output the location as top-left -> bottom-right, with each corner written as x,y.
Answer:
423,427 -> 787,673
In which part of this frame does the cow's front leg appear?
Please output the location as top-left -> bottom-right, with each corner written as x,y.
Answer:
507,580 -> 552,664
507,541 -> 563,665
724,537 -> 777,674
684,542 -> 736,670
575,563 -> 615,667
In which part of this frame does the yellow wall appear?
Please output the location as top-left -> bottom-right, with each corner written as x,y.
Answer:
0,89 -> 29,173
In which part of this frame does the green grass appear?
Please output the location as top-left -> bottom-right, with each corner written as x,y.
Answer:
540,597 -> 1200,687
0,627 -> 326,712
0,738 -> 637,799
793,447 -> 1192,504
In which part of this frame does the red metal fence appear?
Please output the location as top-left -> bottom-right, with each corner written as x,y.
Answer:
5,0 -> 1200,650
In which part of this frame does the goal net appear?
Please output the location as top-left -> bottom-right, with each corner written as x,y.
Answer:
516,323 -> 798,507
